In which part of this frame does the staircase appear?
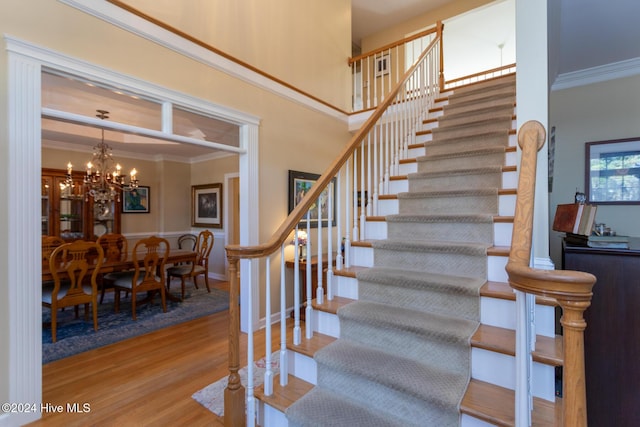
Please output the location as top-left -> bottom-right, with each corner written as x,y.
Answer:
253,75 -> 562,426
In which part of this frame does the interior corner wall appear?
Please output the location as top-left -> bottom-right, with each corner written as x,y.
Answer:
549,74 -> 640,266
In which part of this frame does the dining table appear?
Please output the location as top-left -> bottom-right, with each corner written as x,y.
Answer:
42,247 -> 197,303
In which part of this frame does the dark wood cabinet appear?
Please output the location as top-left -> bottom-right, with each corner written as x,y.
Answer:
42,168 -> 121,241
562,240 -> 640,427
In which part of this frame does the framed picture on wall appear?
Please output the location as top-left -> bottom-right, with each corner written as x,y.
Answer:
288,170 -> 336,228
122,186 -> 150,213
585,137 -> 640,204
192,183 -> 223,228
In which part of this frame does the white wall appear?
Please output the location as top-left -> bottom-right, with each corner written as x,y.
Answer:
549,74 -> 640,266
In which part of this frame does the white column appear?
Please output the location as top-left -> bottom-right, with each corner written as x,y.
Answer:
5,44 -> 43,426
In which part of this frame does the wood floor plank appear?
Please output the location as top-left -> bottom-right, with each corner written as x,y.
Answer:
28,280 -> 282,427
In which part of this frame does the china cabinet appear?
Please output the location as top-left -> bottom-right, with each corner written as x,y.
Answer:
41,168 -> 121,241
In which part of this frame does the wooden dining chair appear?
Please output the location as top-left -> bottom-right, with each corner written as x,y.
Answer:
42,240 -> 104,343
107,236 -> 169,320
178,233 -> 198,251
42,235 -> 65,269
96,233 -> 129,303
166,230 -> 214,301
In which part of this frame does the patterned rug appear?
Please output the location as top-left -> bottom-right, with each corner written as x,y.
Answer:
192,351 -> 280,416
42,286 -> 229,364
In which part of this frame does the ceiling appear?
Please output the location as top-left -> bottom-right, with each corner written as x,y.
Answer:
43,0 -> 640,162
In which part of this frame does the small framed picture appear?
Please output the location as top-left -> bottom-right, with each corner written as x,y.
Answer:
288,170 -> 336,228
192,183 -> 223,228
122,186 -> 150,213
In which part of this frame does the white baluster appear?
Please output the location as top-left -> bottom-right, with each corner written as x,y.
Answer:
316,196 -> 324,306
264,255 -> 273,396
279,244 -> 288,386
335,170 -> 343,270
326,182 -> 334,300
293,227 -> 301,346
344,161 -> 351,268
352,153 -> 359,242
360,140 -> 366,241
305,212 -> 312,339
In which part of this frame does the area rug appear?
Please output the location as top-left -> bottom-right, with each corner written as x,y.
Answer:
193,351 -> 280,416
42,286 -> 229,364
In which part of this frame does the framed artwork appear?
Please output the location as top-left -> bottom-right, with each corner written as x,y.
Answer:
122,186 -> 150,213
585,137 -> 640,205
375,54 -> 390,77
288,170 -> 336,228
192,183 -> 223,228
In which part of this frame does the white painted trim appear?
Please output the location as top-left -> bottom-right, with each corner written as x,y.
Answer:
4,35 -> 259,127
5,43 -> 43,427
552,56 -> 640,91
3,35 -> 261,417
58,0 -> 348,122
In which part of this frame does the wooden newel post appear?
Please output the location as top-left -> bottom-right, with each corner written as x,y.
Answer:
438,21 -> 445,92
558,298 -> 591,427
224,257 -> 245,427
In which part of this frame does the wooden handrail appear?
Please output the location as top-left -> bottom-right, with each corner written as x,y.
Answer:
506,120 -> 596,427
225,24 -> 442,262
223,23 -> 442,426
348,26 -> 438,65
445,63 -> 516,87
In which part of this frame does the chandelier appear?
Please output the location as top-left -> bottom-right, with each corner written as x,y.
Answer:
65,110 -> 139,211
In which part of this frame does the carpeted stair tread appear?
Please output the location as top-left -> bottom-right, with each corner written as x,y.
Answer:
337,300 -> 479,346
286,387 -> 406,427
436,105 -> 515,127
355,268 -> 484,321
435,112 -> 513,130
409,165 -> 503,179
386,213 -> 494,224
372,239 -> 489,256
419,145 -> 507,161
357,267 -> 484,295
307,340 -> 469,426
427,129 -> 510,146
398,188 -> 498,199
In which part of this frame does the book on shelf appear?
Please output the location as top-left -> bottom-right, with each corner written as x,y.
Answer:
587,235 -> 630,249
552,203 -> 597,236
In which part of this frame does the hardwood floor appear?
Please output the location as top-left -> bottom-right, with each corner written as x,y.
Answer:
28,280 -> 282,427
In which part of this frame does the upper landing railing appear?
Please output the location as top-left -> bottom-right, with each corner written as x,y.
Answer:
348,23 -> 516,112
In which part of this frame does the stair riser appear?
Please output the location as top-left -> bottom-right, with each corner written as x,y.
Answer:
313,309 -> 340,337
480,296 -> 555,337
288,350 -> 318,385
396,193 -> 510,216
471,348 -> 556,401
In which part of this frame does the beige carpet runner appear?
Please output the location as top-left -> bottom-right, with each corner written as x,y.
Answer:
287,75 -> 515,426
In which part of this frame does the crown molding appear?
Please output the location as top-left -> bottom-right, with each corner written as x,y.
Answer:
552,56 -> 640,91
